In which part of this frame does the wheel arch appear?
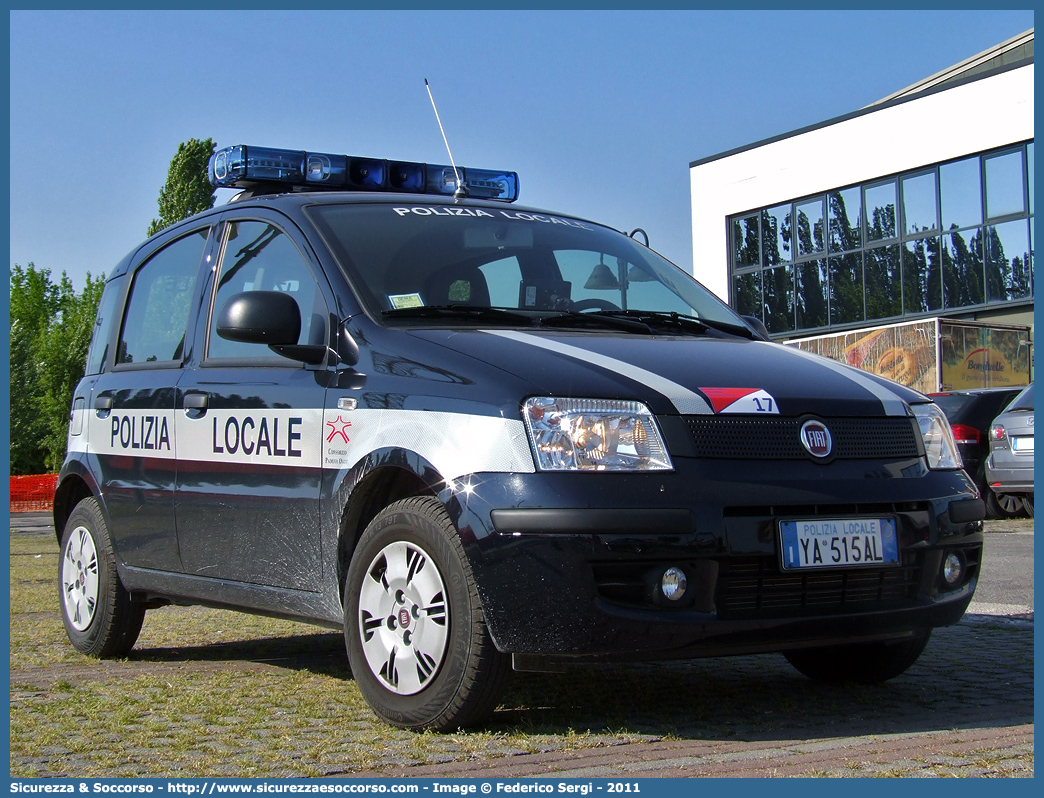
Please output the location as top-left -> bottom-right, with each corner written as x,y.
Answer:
53,462 -> 102,545
333,448 -> 453,604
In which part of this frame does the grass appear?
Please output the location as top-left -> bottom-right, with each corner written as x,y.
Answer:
11,533 -> 665,776
9,529 -> 1035,778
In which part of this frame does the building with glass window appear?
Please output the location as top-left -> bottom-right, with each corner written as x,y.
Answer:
689,30 -> 1033,351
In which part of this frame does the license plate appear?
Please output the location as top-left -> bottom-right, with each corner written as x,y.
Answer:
779,518 -> 899,570
1011,436 -> 1034,452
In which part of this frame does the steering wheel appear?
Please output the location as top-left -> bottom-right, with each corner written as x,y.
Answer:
570,298 -> 621,312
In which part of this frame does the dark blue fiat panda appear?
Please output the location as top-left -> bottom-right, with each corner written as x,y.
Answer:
56,145 -> 985,731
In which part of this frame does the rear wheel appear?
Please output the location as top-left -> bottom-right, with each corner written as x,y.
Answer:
986,488 -> 1024,518
344,497 -> 509,731
784,631 -> 931,683
59,497 -> 145,658
1020,494 -> 1033,518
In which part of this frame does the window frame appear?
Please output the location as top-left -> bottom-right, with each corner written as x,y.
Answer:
112,226 -> 214,372
202,214 -> 334,369
727,141 -> 1033,337
983,146 -> 1028,223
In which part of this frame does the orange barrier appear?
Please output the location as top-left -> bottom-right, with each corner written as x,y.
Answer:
10,474 -> 58,513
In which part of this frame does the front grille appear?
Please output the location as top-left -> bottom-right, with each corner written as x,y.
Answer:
715,552 -> 923,619
684,416 -> 921,459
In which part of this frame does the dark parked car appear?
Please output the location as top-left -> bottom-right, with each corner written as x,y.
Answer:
986,382 -> 1034,518
929,386 -> 1025,518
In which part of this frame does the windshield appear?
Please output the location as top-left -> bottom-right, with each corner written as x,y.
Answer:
307,202 -> 747,331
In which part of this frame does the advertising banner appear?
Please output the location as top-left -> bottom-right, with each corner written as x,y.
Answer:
939,322 -> 1032,390
787,318 -> 1031,392
789,320 -> 938,394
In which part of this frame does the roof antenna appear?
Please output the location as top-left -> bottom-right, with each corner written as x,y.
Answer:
425,79 -> 467,200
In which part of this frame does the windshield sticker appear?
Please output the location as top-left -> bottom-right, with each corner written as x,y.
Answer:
391,207 -> 594,230
700,387 -> 780,414
393,207 -> 496,218
497,211 -> 594,230
388,293 -> 424,309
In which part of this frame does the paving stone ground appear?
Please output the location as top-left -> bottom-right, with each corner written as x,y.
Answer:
9,514 -> 1034,778
356,724 -> 1034,778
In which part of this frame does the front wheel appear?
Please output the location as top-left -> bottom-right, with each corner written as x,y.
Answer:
344,497 -> 509,731
784,631 -> 931,683
59,497 -> 145,658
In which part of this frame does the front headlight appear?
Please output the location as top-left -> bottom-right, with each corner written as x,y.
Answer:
913,403 -> 962,470
522,398 -> 673,472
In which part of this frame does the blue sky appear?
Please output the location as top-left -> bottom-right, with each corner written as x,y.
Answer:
8,9 -> 1035,291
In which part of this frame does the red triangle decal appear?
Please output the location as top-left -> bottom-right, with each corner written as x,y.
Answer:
699,387 -> 759,414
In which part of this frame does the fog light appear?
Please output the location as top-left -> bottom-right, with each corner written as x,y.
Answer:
942,551 -> 964,586
661,567 -> 687,601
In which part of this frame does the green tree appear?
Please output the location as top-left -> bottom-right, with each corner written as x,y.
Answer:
9,264 -> 104,474
147,138 -> 217,237
37,272 -> 105,471
10,263 -> 59,474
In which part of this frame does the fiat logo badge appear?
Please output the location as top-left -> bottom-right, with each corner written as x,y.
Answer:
800,420 -> 833,458
398,608 -> 411,629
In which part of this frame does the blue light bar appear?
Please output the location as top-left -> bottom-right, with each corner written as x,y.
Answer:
462,168 -> 519,201
210,146 -> 305,184
424,165 -> 519,201
208,145 -> 519,202
305,153 -> 346,185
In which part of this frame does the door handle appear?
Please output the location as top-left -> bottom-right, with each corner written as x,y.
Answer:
183,393 -> 209,411
94,395 -> 113,412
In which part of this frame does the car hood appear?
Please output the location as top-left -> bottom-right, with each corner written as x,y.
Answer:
408,328 -> 924,418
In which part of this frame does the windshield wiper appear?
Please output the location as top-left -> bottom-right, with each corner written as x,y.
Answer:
538,310 -> 652,334
382,305 -> 533,325
695,316 -> 758,339
577,310 -> 758,339
578,310 -> 709,335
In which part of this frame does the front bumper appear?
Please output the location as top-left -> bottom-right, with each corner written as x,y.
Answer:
448,457 -> 984,661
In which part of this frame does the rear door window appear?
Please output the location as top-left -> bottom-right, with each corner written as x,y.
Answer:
117,229 -> 209,366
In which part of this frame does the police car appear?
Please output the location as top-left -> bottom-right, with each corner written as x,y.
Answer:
56,144 -> 985,731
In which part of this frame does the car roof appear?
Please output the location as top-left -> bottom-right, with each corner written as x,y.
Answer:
107,190 -> 621,283
226,189 -> 601,224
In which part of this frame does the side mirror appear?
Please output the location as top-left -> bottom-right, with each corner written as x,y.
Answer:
217,291 -> 301,345
216,291 -> 355,367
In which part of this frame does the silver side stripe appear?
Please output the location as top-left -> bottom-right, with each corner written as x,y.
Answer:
485,330 -> 713,415
322,409 -> 534,478
781,344 -> 910,417
69,407 -> 536,480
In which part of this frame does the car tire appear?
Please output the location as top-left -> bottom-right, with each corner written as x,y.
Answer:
986,488 -> 1024,518
59,497 -> 145,658
344,496 -> 509,731
1021,495 -> 1033,518
783,631 -> 931,683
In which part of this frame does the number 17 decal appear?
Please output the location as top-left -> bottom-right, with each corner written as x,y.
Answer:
699,387 -> 780,415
